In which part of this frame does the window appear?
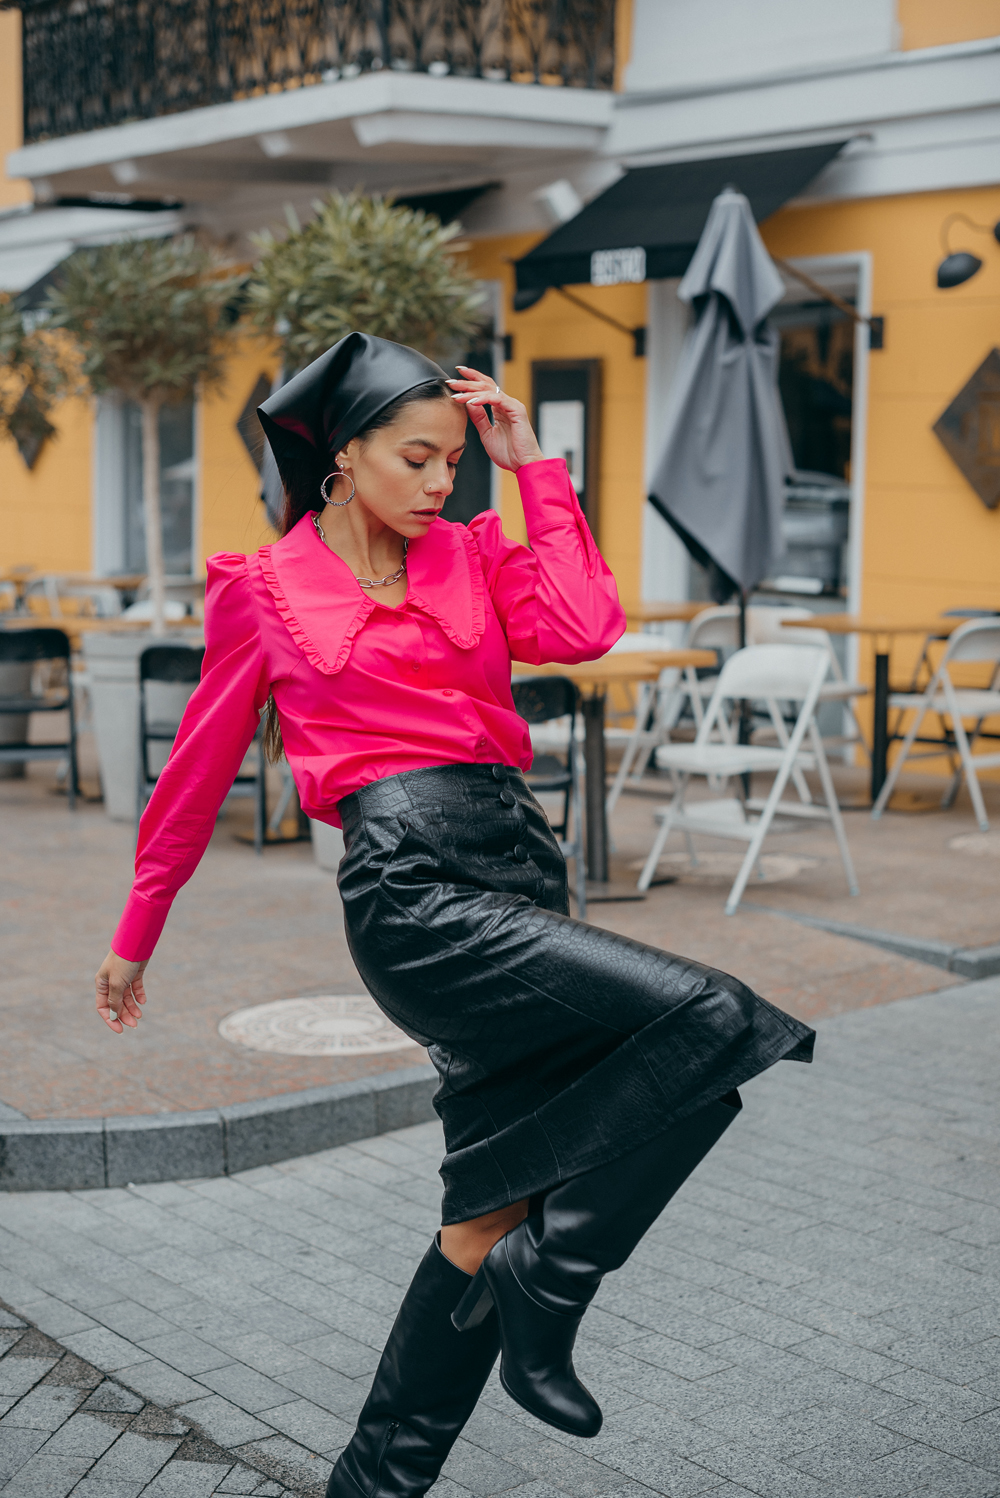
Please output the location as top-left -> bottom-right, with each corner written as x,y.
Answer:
774,303 -> 853,482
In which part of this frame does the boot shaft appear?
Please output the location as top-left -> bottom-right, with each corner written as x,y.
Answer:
329,1237 -> 499,1498
516,1092 -> 742,1311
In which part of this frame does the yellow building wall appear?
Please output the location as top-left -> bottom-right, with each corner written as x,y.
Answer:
0,393 -> 94,577
198,338 -> 278,568
761,185 -> 1000,766
0,10 -> 31,211
761,186 -> 1000,633
897,0 -> 1000,48
614,0 -> 634,90
467,188 -> 1000,769
0,339 -> 277,582
464,233 -> 648,606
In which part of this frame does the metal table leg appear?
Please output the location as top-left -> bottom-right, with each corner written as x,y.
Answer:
581,688 -> 645,903
871,651 -> 889,802
581,691 -> 608,883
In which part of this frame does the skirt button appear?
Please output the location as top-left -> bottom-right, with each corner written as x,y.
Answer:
492,764 -> 507,781
499,788 -> 517,806
513,843 -> 529,862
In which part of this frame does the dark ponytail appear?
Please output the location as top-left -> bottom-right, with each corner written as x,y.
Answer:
262,376 -> 454,763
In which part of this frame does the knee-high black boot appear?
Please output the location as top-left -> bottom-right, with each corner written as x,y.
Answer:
453,1091 -> 741,1438
327,1236 -> 500,1498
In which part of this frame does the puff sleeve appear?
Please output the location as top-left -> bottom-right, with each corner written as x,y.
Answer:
469,459 -> 625,664
111,553 -> 271,961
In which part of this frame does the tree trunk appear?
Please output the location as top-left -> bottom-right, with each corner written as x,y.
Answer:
140,398 -> 166,636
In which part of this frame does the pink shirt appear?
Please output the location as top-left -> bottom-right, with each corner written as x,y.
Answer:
112,459 -> 625,961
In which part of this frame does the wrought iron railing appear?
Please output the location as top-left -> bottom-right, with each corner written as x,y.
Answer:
14,0 -> 616,145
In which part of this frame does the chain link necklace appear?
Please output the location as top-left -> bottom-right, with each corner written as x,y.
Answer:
312,512 -> 408,589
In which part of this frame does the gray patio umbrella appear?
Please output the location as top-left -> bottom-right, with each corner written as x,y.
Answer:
648,188 -> 793,623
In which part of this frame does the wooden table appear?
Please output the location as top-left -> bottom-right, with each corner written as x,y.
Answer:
49,573 -> 146,590
0,570 -> 147,616
782,614 -> 971,802
0,616 -> 202,652
514,649 -> 716,895
623,601 -> 705,626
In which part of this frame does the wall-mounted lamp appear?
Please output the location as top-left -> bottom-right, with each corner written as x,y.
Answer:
937,213 -> 1000,288
531,179 -> 583,228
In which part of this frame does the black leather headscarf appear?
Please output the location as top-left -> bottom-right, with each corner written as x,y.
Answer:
258,332 -> 448,531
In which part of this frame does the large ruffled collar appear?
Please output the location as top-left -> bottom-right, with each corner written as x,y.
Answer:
258,511 -> 486,675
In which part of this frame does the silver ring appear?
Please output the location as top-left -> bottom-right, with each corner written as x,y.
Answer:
494,383 -> 501,396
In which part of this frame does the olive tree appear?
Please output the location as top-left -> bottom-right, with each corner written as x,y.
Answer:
47,236 -> 239,632
246,191 -> 486,370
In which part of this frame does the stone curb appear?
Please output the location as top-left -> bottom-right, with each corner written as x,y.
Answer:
0,1064 -> 437,1192
745,903 -> 1000,978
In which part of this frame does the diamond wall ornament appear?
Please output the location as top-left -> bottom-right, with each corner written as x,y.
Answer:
933,348 -> 1000,510
10,388 -> 55,470
236,372 -> 273,471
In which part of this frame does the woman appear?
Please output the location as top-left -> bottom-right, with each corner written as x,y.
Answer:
96,333 -> 814,1498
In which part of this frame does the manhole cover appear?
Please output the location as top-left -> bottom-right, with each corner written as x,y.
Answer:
629,852 -> 819,886
948,832 -> 1000,858
219,995 -> 417,1056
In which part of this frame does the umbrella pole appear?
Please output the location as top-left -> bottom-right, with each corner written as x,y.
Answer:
738,590 -> 751,799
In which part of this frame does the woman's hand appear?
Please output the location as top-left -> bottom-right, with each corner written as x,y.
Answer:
96,951 -> 148,1033
447,367 -> 545,473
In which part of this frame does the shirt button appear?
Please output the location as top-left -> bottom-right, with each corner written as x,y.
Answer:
411,662 -> 421,672
478,736 -> 488,748
491,765 -> 507,781
442,689 -> 454,697
500,788 -> 516,807
513,844 -> 529,862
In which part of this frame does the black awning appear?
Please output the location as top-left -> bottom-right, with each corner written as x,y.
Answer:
514,141 -> 847,293
394,182 -> 499,224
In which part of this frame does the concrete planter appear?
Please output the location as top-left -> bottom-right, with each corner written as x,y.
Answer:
83,631 -> 202,821
310,817 -> 345,872
0,662 -> 32,779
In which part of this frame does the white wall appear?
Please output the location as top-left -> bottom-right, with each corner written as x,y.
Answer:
92,394 -> 126,576
625,0 -> 897,94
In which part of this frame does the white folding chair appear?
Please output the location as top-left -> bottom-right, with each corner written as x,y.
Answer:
603,631 -> 685,815
637,644 -> 859,914
675,606 -> 742,730
606,607 -> 741,818
750,606 -> 870,766
872,618 -> 1000,831
606,631 -> 673,746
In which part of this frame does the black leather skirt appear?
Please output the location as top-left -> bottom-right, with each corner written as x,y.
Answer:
338,763 -> 814,1225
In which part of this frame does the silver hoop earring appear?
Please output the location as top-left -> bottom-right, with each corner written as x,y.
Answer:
320,469 -> 355,507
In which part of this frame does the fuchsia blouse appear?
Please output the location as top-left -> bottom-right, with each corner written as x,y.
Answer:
112,459 -> 625,961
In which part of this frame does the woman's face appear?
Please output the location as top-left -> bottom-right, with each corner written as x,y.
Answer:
338,397 -> 468,538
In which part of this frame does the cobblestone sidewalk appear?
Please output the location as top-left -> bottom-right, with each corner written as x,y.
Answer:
1,977 -> 999,1498
0,1308 -> 296,1495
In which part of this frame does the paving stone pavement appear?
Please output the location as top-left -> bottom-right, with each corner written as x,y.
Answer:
0,1307 -> 300,1496
1,976 -> 999,1498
